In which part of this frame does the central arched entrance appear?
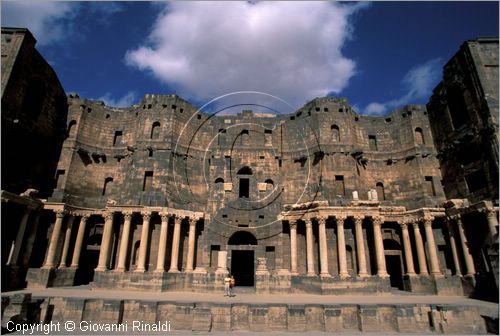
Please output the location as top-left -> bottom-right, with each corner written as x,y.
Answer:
228,231 -> 257,287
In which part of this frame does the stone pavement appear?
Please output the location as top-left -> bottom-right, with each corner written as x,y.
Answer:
4,286 -> 498,309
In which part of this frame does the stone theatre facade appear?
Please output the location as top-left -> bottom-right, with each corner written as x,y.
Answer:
2,28 -> 498,301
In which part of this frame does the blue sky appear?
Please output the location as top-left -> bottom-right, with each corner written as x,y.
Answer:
2,1 -> 498,115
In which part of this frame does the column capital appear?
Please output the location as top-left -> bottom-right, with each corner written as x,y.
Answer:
54,209 -> 66,218
174,215 -> 183,224
451,214 -> 462,222
188,216 -> 197,226
317,216 -> 327,226
305,218 -> 313,227
140,211 -> 151,220
399,221 -> 409,230
372,216 -> 383,227
289,220 -> 297,229
353,215 -> 364,223
422,215 -> 434,226
123,212 -> 133,221
80,214 -> 90,221
486,208 -> 497,219
336,215 -> 346,223
160,212 -> 169,221
103,211 -> 114,221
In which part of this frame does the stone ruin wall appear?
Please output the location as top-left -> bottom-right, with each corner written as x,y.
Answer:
53,94 -> 445,214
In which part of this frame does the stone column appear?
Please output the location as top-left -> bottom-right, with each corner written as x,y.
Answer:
305,219 -> 315,276
354,216 -> 368,277
216,250 -> 228,274
185,217 -> 197,272
70,215 -> 89,268
317,216 -> 330,277
116,212 -> 133,272
423,216 -> 441,275
412,221 -> 428,275
7,207 -> 32,266
400,220 -> 415,275
169,215 -> 182,272
43,210 -> 65,269
456,215 -> 476,277
372,217 -> 388,277
446,220 -> 462,276
58,215 -> 75,268
22,212 -> 41,267
96,212 -> 114,271
337,216 -> 349,277
486,209 -> 498,239
289,220 -> 298,275
136,212 -> 151,272
155,212 -> 170,272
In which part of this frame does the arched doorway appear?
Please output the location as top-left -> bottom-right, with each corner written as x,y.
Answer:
384,238 -> 404,290
228,231 -> 257,287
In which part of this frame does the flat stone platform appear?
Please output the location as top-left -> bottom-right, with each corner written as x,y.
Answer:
2,286 -> 498,334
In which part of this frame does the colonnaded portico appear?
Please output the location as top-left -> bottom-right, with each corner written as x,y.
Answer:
6,193 -> 491,296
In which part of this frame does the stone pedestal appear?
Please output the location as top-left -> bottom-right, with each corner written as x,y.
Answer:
403,275 -> 435,294
434,275 -> 464,296
270,270 -> 292,294
192,267 -> 209,292
26,268 -> 55,288
52,268 -> 77,287
215,251 -> 228,275
255,257 -> 270,293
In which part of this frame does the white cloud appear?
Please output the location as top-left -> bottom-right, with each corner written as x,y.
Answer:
1,2 -> 124,46
361,58 -> 442,115
364,102 -> 387,115
126,1 -> 365,109
1,1 -> 77,45
98,91 -> 138,108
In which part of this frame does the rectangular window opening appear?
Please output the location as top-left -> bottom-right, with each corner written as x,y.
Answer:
55,170 -> 65,189
239,178 -> 250,198
368,135 -> 378,151
113,131 -> 123,146
425,176 -> 436,196
143,171 -> 153,192
334,175 -> 345,196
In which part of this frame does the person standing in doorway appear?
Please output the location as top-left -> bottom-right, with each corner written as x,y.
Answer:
229,275 -> 235,297
224,274 -> 231,296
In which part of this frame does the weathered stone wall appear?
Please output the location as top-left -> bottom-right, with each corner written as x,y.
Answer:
427,37 -> 499,204
52,94 -> 445,217
1,293 -> 495,334
1,28 -> 67,198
